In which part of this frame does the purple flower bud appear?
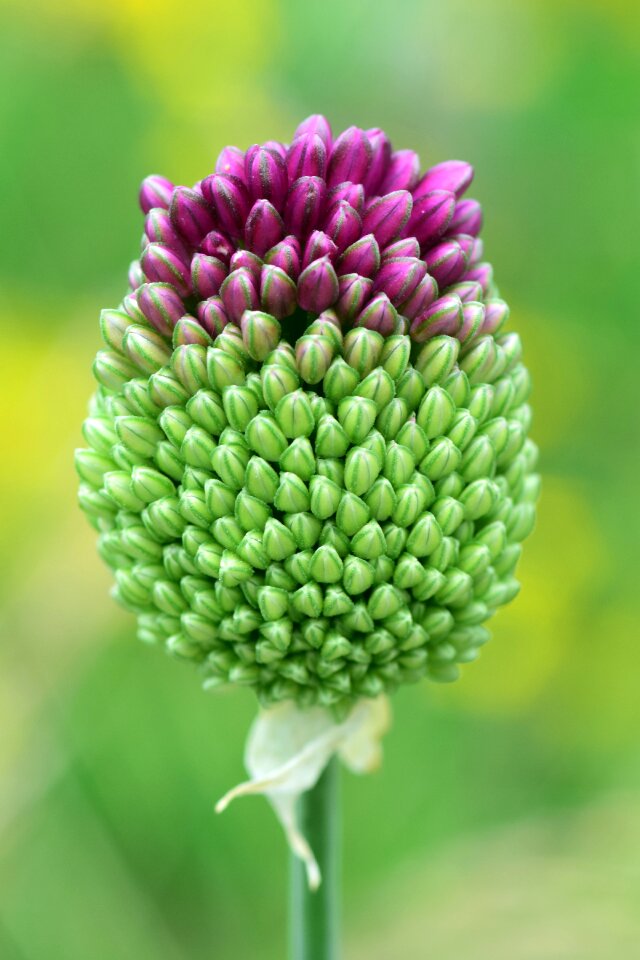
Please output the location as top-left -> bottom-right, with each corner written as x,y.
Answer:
362,190 -> 413,247
446,280 -> 483,303
197,296 -> 229,336
128,260 -> 144,290
139,174 -> 174,214
382,237 -> 420,260
397,274 -> 438,320
363,128 -> 392,194
215,145 -> 246,180
335,274 -> 373,321
297,256 -> 339,312
447,198 -> 483,237
380,150 -> 420,193
284,176 -> 327,237
327,181 -> 365,213
338,234 -> 380,279
323,200 -> 362,253
407,189 -> 455,245
286,133 -> 327,180
463,262 -> 493,295
424,240 -> 467,288
144,208 -> 189,260
264,236 -> 301,280
373,256 -> 427,306
482,298 -> 509,336
327,126 -> 372,188
141,243 -> 191,296
260,264 -> 297,319
199,230 -> 235,264
458,301 -> 485,344
202,174 -> 250,238
355,293 -> 397,336
302,230 -> 338,269
414,160 -> 474,200
137,282 -> 185,335
191,253 -> 227,299
220,267 -> 260,323
245,144 -> 288,209
468,237 -> 483,265
294,114 -> 333,149
244,199 -> 285,257
229,250 -> 263,281
449,233 -> 475,264
410,295 -> 463,342
173,315 -> 213,346
169,186 -> 216,245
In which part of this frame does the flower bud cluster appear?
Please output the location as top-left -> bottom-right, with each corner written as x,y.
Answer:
77,116 -> 538,710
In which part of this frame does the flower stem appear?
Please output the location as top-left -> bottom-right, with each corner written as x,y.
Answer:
289,758 -> 341,960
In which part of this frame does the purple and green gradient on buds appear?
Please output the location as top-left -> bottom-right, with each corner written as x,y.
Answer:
77,114 -> 538,711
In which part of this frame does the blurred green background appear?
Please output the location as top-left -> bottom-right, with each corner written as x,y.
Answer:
1,0 -> 639,957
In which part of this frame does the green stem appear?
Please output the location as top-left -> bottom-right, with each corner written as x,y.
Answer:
289,758 -> 341,960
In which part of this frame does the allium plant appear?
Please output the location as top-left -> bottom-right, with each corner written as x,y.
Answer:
76,115 -> 539,957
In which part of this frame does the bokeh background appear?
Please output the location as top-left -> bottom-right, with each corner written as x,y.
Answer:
1,1 -> 639,957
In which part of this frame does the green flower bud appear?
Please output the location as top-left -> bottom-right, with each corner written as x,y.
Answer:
354,367 -> 395,411
344,445 -> 381,496
153,579 -> 188,616
442,368 -> 471,409
147,367 -> 190,408
75,449 -> 116,488
343,327 -> 383,377
234,490 -> 271,532
173,317 -> 213,348
474,520 -> 507,560
415,336 -> 459,386
338,396 -> 377,444
78,484 -> 118,521
315,458 -> 344,487
431,496 -> 464,536
222,385 -> 259,432
376,397 -> 410,440
321,586 -> 354,618
102,471 -> 144,511
371,555 -> 394,584
158,406 -> 192,448
263,517 -> 297,561
410,567 -> 445,602
497,331 -> 522,374
478,416 -> 509,455
406,513 -> 443,558
319,522 -> 350,559
395,367 -> 425,411
236,530 -> 269,569
217,550 -> 252,587
383,442 -> 415,488
336,492 -> 370,536
506,503 -> 536,542
380,522 -> 407,559
245,412 -> 288,461
458,543 -> 492,577
435,472 -> 465,500
309,544 -> 343,584
241,310 -> 281,361
296,335 -> 334,384
211,515 -> 243,551
152,441 -> 183,481
202,478 -> 235,519
215,324 -> 250,364
459,334 -> 496,383
274,472 -> 310,513
446,409 -> 477,452
257,585 -> 289,622
420,437 -> 462,482
142,496 -> 186,540
292,582 -> 324,618
309,475 -> 342,520
279,437 -> 316,481
496,420 -> 526,467
211,442 -> 249,489
178,426 -> 215,469
417,386 -> 456,439
460,435 -> 495,482
365,477 -> 397,522
100,308 -> 134,352
392,420 -> 428,464
275,389 -> 315,439
341,601 -> 374,635
341,555 -> 374,595
122,325 -> 172,374
179,489 -> 214,529
123,379 -> 161,418
368,583 -> 403,620
323,357 -> 360,404
82,417 -> 118,457
120,525 -> 164,562
284,512 -> 322,550
171,344 -> 209,395
393,552 -> 426,589
186,389 -> 227,435
380,335 -> 411,380
350,519 -> 386,560
162,546 -> 191,580
244,455 -> 279,502
321,631 -> 352,662
261,363 -> 300,411
93,350 -> 138,390
392,483 -> 427,528
285,550 -> 313,584
206,347 -> 245,391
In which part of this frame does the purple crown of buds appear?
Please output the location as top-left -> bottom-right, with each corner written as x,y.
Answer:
136,118 -> 488,342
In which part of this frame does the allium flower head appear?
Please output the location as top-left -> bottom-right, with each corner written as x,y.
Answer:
77,115 -> 539,712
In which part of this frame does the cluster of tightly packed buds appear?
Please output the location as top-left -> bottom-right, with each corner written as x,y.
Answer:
76,115 -> 539,711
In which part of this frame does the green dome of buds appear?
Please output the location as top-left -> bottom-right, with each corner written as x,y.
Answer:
76,116 -> 539,711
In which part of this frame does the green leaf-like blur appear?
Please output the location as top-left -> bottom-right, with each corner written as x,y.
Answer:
0,1 -> 638,956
